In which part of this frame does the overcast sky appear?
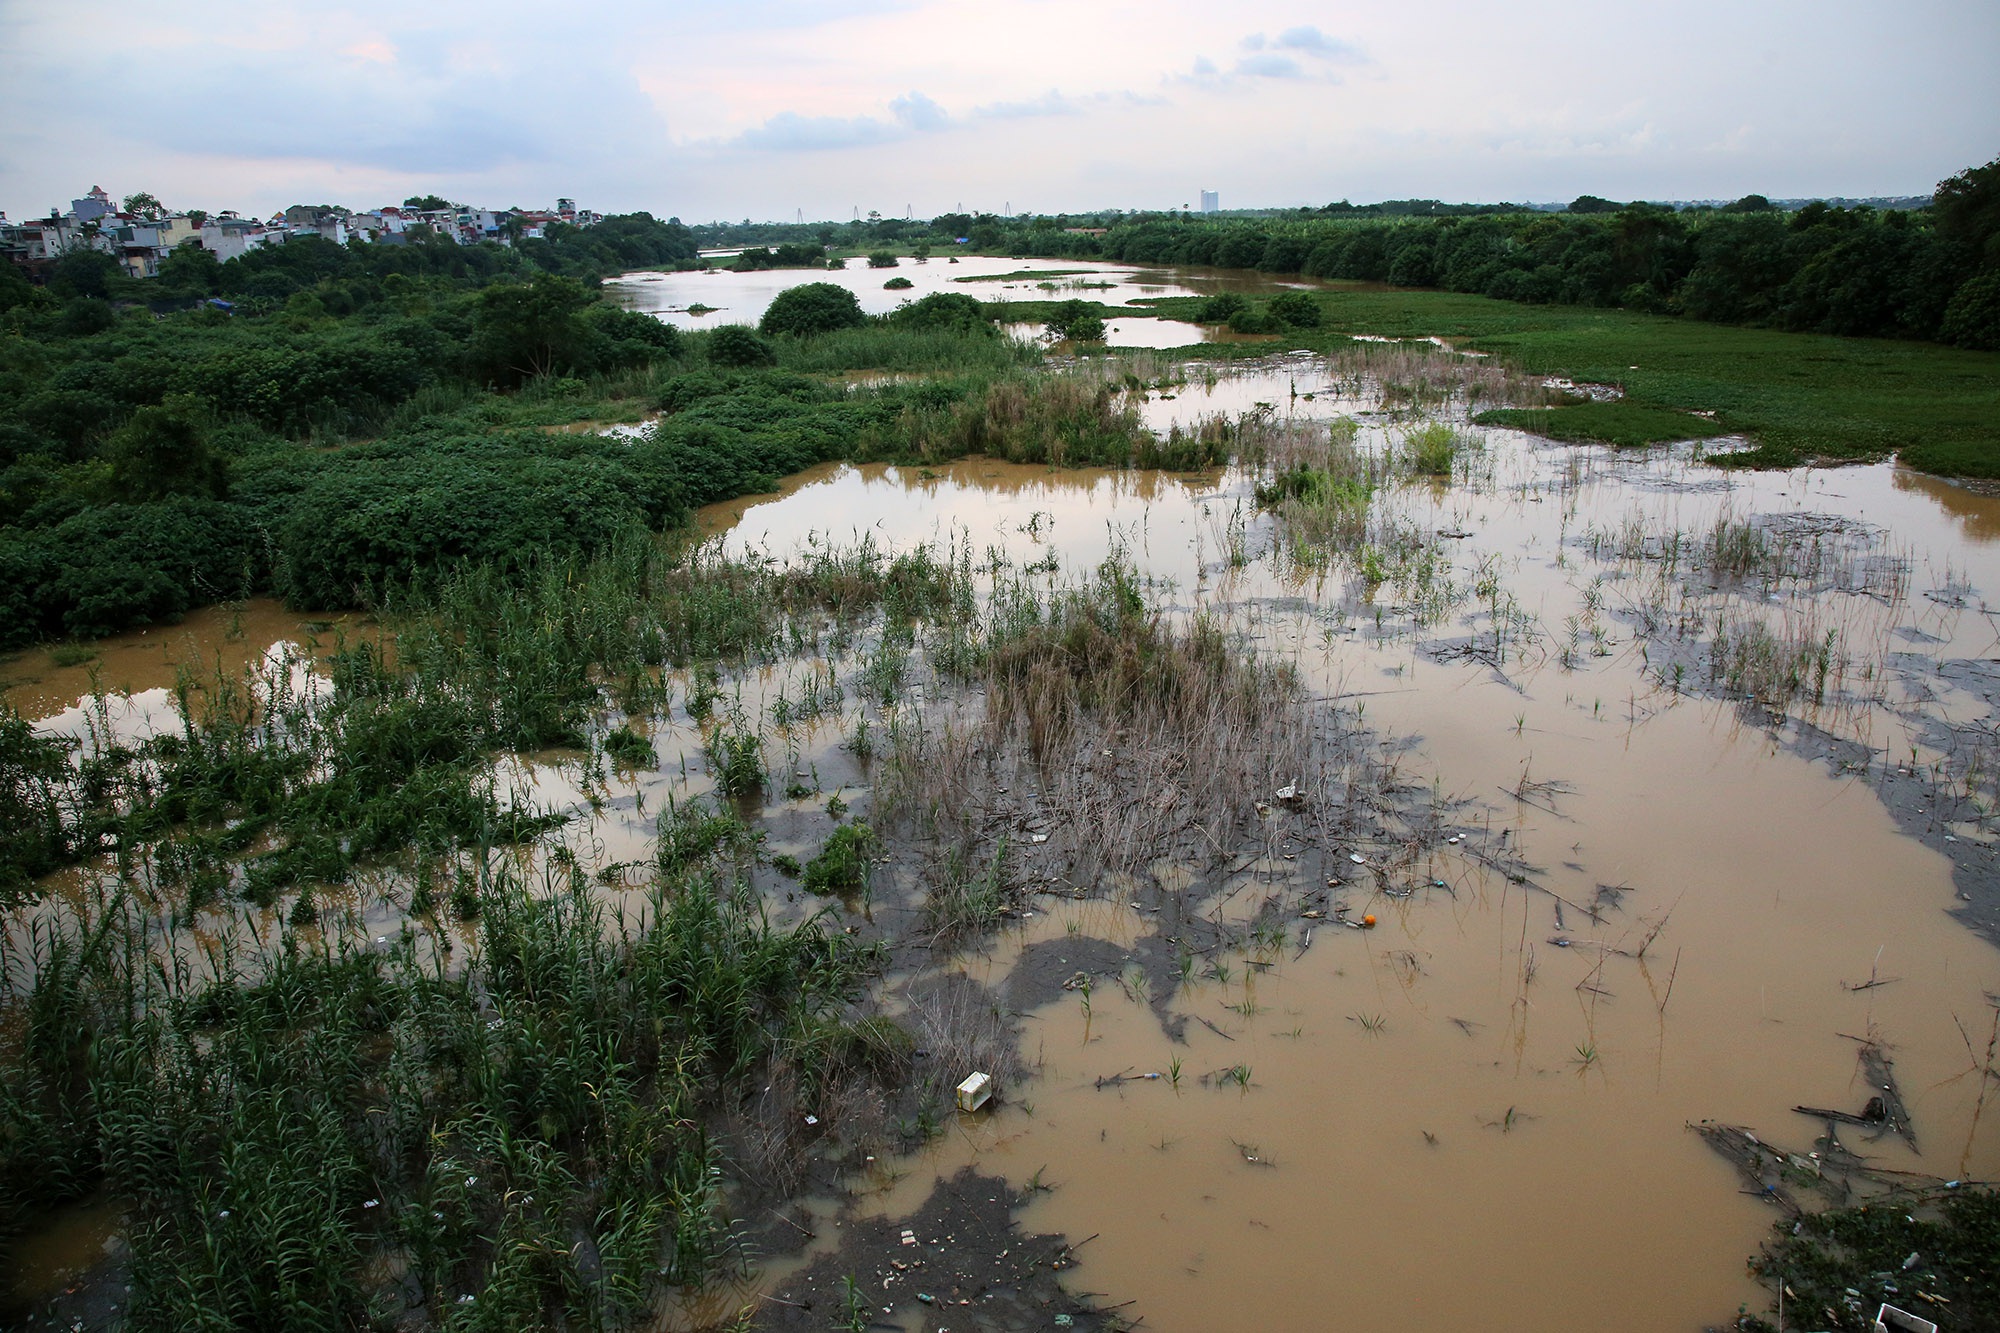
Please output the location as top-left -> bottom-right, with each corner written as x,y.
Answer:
3,0 -> 1995,222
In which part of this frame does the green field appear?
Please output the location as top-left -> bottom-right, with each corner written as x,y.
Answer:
1129,286 -> 2000,475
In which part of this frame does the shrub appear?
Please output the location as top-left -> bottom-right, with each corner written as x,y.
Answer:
706,325 -> 778,367
884,276 -> 914,290
1267,291 -> 1323,328
586,303 -> 685,358
1063,314 -> 1106,342
1197,292 -> 1249,323
888,292 -> 990,333
760,283 -> 867,337
867,252 -> 899,268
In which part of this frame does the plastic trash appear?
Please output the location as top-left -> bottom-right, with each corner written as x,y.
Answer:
1875,1304 -> 1938,1333
956,1072 -> 995,1112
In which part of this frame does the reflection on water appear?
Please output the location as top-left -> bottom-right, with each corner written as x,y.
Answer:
2,599 -> 371,726
1893,465 -> 2000,543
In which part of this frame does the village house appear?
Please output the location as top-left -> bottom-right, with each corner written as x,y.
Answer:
1,188 -> 606,285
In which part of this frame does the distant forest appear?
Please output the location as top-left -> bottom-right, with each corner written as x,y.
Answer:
699,155 -> 2000,351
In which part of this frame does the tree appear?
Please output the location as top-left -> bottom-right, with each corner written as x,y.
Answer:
1940,270 -> 2000,350
50,248 -> 121,300
471,274 -> 597,384
157,241 -> 223,297
867,251 -> 899,268
1934,154 -> 2000,260
1568,195 -> 1624,214
107,396 -> 228,501
1724,194 -> 1776,213
760,282 -> 866,337
403,195 -> 454,211
122,191 -> 165,219
1044,299 -> 1104,343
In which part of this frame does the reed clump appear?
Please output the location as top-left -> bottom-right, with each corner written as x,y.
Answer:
0,862 -> 875,1329
875,557 -> 1328,889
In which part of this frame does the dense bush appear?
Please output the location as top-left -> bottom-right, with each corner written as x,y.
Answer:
888,291 -> 991,333
705,325 -> 778,367
0,498 -> 259,644
760,282 -> 867,337
1267,291 -> 1323,327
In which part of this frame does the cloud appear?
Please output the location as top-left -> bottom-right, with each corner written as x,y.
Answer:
729,89 -> 952,152
973,90 -> 1083,120
969,89 -> 1162,120
1178,27 -> 1367,88
3,8 -> 669,180
890,90 -> 950,131
1273,26 -> 1366,62
1235,53 -> 1302,79
733,110 -> 905,152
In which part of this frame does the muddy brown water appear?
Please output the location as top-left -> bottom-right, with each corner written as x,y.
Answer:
685,395 -> 2000,1328
8,358 -> 2000,1330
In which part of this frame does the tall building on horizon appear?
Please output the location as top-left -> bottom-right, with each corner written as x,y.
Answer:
1199,189 -> 1219,214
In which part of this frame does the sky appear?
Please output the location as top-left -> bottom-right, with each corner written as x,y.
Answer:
2,0 -> 1996,223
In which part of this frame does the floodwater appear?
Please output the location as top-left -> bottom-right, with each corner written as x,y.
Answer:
8,353 -> 2000,1330
1,600 -> 373,747
606,255 -> 1292,341
689,370 -> 2000,1330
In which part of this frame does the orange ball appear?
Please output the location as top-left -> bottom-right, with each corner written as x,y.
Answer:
1362,914 -> 1377,928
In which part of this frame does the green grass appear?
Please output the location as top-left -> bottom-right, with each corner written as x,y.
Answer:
1133,284 -> 2000,475
1474,401 -> 1730,448
802,821 -> 877,896
771,324 -> 1034,375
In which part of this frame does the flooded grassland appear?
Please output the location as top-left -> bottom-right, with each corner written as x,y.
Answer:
4,344 -> 1998,1331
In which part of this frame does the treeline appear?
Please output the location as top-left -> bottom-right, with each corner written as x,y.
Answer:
991,157 -> 2000,350
3,212 -> 697,311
